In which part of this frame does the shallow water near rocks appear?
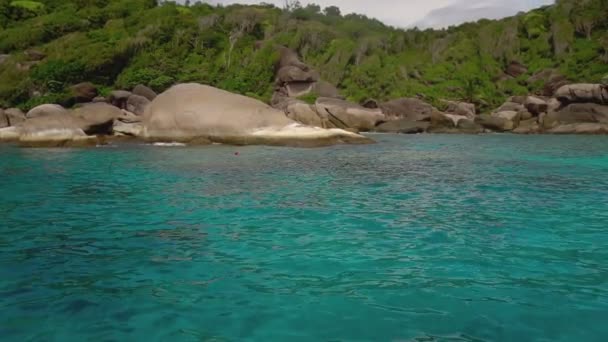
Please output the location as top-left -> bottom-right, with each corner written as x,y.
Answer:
1,134 -> 608,341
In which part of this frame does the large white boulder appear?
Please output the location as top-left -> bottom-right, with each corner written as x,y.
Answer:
142,83 -> 372,146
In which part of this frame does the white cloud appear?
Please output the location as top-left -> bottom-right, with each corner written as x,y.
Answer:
200,0 -> 554,28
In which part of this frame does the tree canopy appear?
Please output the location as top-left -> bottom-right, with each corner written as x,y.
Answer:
0,0 -> 607,111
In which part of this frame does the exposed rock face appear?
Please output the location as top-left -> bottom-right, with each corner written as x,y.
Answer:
493,110 -> 521,127
132,84 -> 157,101
495,101 -> 525,113
272,47 -> 341,107
0,54 -> 9,65
126,95 -> 150,116
71,103 -> 123,135
109,90 -> 132,109
26,104 -> 69,119
113,120 -> 143,137
361,99 -> 379,109
18,114 -> 96,147
314,98 -> 385,132
524,96 -> 548,115
4,108 -> 26,126
555,84 -> 608,105
277,65 -> 319,84
513,118 -> 541,134
70,82 -> 98,104
543,103 -> 608,129
284,100 -> 328,128
429,111 -> 456,131
380,98 -> 435,121
444,100 -> 476,118
0,127 -> 20,141
475,115 -> 514,132
142,83 -> 371,146
375,119 -> 429,134
456,119 -> 484,134
549,123 -> 608,134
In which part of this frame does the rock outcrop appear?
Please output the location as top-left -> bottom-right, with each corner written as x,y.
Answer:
379,98 -> 435,121
272,47 -> 340,107
126,95 -> 150,116
375,119 -> 429,134
314,98 -> 385,132
4,108 -> 26,126
132,84 -> 157,101
109,90 -> 132,109
444,101 -> 476,119
142,83 -> 371,146
475,115 -> 514,132
17,114 -> 95,147
554,84 -> 608,105
26,104 -> 69,119
70,82 -> 98,104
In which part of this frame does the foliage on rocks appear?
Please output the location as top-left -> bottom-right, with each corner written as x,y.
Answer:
0,0 -> 607,112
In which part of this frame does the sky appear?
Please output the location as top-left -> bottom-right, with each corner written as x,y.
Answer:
204,0 -> 555,28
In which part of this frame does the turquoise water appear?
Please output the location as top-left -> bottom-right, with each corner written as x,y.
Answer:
1,134 -> 608,341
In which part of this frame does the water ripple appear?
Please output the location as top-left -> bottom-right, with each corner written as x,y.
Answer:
1,135 -> 608,341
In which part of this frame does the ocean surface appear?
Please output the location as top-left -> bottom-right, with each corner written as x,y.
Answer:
1,134 -> 607,341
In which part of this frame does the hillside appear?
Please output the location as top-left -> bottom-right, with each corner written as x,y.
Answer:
0,0 -> 607,112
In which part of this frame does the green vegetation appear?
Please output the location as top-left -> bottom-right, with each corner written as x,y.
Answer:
0,0 -> 607,111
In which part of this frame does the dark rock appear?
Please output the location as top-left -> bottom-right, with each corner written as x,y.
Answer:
70,82 -> 98,104
132,84 -> 157,101
361,99 -> 379,109
524,96 -> 548,115
375,119 -> 429,134
109,90 -> 132,109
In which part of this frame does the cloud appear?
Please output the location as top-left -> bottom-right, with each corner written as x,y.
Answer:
415,0 -> 555,29
198,0 -> 554,28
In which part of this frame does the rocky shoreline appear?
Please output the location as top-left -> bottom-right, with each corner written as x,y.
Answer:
1,47 -> 607,148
